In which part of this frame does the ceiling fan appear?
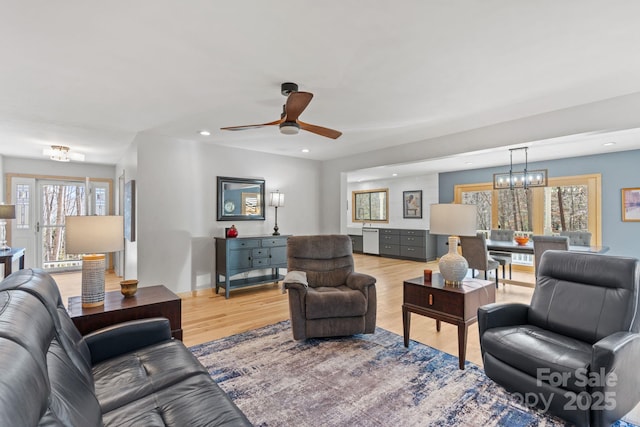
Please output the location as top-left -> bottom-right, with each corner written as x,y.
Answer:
221,82 -> 342,139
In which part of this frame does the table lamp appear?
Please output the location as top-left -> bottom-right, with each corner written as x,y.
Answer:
0,204 -> 16,251
429,204 -> 477,285
269,191 -> 285,236
65,215 -> 124,307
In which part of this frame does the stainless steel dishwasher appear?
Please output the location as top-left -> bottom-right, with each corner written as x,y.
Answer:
362,228 -> 379,255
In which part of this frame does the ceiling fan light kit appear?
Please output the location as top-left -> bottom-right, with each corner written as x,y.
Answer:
279,121 -> 300,135
221,82 -> 342,139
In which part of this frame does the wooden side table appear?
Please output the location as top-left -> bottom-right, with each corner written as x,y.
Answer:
402,273 -> 495,369
67,285 -> 183,340
0,247 -> 25,279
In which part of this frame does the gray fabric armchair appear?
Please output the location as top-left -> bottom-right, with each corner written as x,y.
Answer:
478,250 -> 640,426
284,235 -> 377,340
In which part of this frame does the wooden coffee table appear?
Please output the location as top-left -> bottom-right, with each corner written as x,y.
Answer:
67,285 -> 183,340
402,273 -> 495,369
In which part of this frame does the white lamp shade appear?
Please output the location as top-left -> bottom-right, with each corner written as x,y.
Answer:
0,205 -> 16,219
269,192 -> 285,207
66,216 -> 124,254
429,204 -> 477,236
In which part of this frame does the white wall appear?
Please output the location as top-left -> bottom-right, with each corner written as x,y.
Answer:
3,157 -> 116,180
135,132 -> 321,294
347,174 -> 438,230
115,140 -> 138,280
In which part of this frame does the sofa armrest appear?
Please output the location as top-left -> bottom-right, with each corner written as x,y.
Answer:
346,272 -> 376,292
590,332 -> 640,425
477,303 -> 529,337
84,317 -> 172,365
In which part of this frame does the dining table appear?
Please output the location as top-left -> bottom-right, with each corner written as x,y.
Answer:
483,239 -> 609,287
485,239 -> 609,255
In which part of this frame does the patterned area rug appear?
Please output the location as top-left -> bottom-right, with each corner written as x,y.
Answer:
191,321 -> 638,427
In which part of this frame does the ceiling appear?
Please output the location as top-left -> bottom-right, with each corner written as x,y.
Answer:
2,2 -> 640,176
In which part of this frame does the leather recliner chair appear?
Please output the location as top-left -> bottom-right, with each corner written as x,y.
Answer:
478,250 -> 640,426
284,234 -> 377,340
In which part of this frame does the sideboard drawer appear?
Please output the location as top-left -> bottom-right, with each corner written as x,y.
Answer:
228,239 -> 260,249
252,257 -> 271,268
252,248 -> 270,259
262,237 -> 288,247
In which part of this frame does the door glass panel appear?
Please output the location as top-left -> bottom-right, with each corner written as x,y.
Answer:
41,184 -> 86,270
16,184 -> 30,229
95,187 -> 107,216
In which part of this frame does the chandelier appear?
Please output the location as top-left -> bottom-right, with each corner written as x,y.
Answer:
493,147 -> 548,190
42,145 -> 85,162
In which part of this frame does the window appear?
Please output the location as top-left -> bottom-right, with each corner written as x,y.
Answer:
455,174 -> 602,268
352,188 -> 389,222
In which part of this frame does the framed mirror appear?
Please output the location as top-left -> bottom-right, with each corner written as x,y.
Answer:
217,176 -> 265,221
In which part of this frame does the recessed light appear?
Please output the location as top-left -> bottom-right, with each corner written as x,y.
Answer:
465,162 -> 473,165
199,130 -> 211,136
301,148 -> 310,153
392,173 -> 398,177
603,142 -> 616,146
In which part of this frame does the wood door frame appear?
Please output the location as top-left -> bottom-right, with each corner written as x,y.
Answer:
5,173 -> 115,270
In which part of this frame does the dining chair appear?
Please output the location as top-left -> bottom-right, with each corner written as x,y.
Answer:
459,233 -> 499,287
559,230 -> 592,246
488,229 -> 514,280
531,235 -> 569,276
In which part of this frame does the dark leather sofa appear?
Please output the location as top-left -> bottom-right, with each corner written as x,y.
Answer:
0,268 -> 251,427
479,250 -> 640,426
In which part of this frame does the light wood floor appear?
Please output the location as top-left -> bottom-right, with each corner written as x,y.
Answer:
53,254 -> 535,368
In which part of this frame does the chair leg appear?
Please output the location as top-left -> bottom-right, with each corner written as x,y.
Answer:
484,270 -> 488,280
509,264 -> 512,279
495,268 -> 499,288
501,264 -> 506,279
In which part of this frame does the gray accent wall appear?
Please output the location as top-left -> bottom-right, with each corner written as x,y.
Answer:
438,149 -> 640,259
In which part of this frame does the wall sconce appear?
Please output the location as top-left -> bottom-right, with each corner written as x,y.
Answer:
493,147 -> 548,190
269,191 -> 285,236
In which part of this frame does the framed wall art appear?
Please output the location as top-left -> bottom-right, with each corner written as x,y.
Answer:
403,190 -> 422,219
622,187 -> 640,222
124,180 -> 136,241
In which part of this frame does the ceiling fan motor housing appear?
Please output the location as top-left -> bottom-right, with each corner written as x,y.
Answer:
281,82 -> 298,96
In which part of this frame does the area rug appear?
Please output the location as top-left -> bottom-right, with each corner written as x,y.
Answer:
190,321 -> 638,427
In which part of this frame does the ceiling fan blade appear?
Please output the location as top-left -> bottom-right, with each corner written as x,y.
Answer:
298,121 -> 342,139
221,119 -> 282,131
284,92 -> 313,122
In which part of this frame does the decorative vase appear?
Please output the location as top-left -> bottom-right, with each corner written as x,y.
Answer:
226,225 -> 238,238
438,236 -> 469,285
120,279 -> 138,298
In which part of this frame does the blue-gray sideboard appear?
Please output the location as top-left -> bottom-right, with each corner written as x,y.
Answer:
214,235 -> 289,298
